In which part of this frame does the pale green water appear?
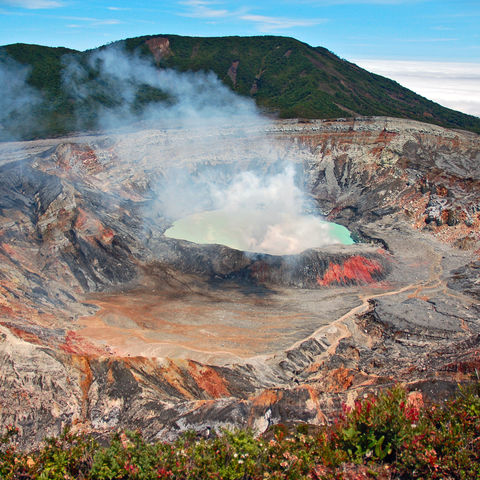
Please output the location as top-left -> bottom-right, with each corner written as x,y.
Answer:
164,208 -> 354,255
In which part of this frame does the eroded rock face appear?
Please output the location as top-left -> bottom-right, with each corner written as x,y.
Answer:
0,117 -> 479,448
146,37 -> 172,63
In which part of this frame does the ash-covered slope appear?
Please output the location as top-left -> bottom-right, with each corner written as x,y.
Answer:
1,35 -> 480,141
0,117 -> 479,448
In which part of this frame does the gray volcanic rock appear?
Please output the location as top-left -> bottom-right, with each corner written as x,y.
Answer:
447,261 -> 480,299
162,241 -> 390,288
0,117 -> 479,448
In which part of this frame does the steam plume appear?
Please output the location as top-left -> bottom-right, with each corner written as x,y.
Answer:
165,165 -> 352,255
0,54 -> 42,141
61,44 -> 348,254
2,42 -> 348,255
62,44 -> 263,131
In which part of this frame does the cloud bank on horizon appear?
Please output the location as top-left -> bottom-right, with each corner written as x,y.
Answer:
354,59 -> 480,117
0,0 -> 479,117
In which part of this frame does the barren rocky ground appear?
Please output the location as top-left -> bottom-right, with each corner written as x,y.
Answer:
0,117 -> 479,448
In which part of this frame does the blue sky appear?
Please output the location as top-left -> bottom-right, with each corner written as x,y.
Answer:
0,0 -> 479,115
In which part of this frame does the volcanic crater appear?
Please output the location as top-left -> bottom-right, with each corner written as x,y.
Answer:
0,117 -> 479,446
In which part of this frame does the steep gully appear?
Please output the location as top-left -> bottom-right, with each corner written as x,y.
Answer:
0,117 -> 479,446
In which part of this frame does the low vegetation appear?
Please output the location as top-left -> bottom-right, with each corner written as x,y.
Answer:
1,381 -> 479,479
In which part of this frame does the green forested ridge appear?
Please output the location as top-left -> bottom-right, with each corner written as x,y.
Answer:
1,35 -> 479,140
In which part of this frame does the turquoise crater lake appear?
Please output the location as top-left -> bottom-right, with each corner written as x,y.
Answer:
164,209 -> 354,256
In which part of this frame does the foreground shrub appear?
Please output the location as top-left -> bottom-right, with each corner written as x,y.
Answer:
0,425 -> 23,480
28,427 -> 97,480
397,382 -> 480,479
331,385 -> 419,463
0,381 -> 479,479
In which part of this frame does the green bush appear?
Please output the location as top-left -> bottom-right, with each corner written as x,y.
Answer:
397,382 -> 480,479
332,385 -> 417,463
30,427 -> 97,480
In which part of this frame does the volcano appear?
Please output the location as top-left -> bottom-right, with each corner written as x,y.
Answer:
0,117 -> 479,447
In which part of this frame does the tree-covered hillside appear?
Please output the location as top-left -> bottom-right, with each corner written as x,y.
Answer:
1,35 -> 479,140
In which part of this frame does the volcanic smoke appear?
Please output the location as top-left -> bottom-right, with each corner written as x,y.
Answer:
1,44 -> 353,255
164,166 -> 353,255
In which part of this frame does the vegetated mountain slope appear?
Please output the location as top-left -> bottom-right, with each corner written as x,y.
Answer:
1,35 -> 480,140
133,35 -> 480,133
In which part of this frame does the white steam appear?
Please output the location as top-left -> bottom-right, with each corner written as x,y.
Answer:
62,44 -> 263,131
165,166 -> 353,255
1,42 -> 350,254
0,55 -> 42,140
61,44 -> 350,254
213,167 -> 344,254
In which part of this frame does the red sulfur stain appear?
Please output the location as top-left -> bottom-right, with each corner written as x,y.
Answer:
61,331 -> 105,356
316,256 -> 383,286
251,389 -> 283,408
1,243 -> 16,256
188,361 -> 230,398
101,228 -> 114,244
2,324 -> 42,344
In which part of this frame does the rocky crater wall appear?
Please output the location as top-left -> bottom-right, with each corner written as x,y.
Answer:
0,117 -> 479,448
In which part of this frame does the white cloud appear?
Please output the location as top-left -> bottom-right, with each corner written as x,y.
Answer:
176,0 -> 324,28
0,0 -> 65,8
298,0 -> 426,4
58,15 -> 122,26
241,14 -> 326,31
60,15 -> 101,21
93,19 -> 122,25
179,0 -> 229,18
394,37 -> 458,43
353,59 -> 480,117
431,26 -> 453,31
